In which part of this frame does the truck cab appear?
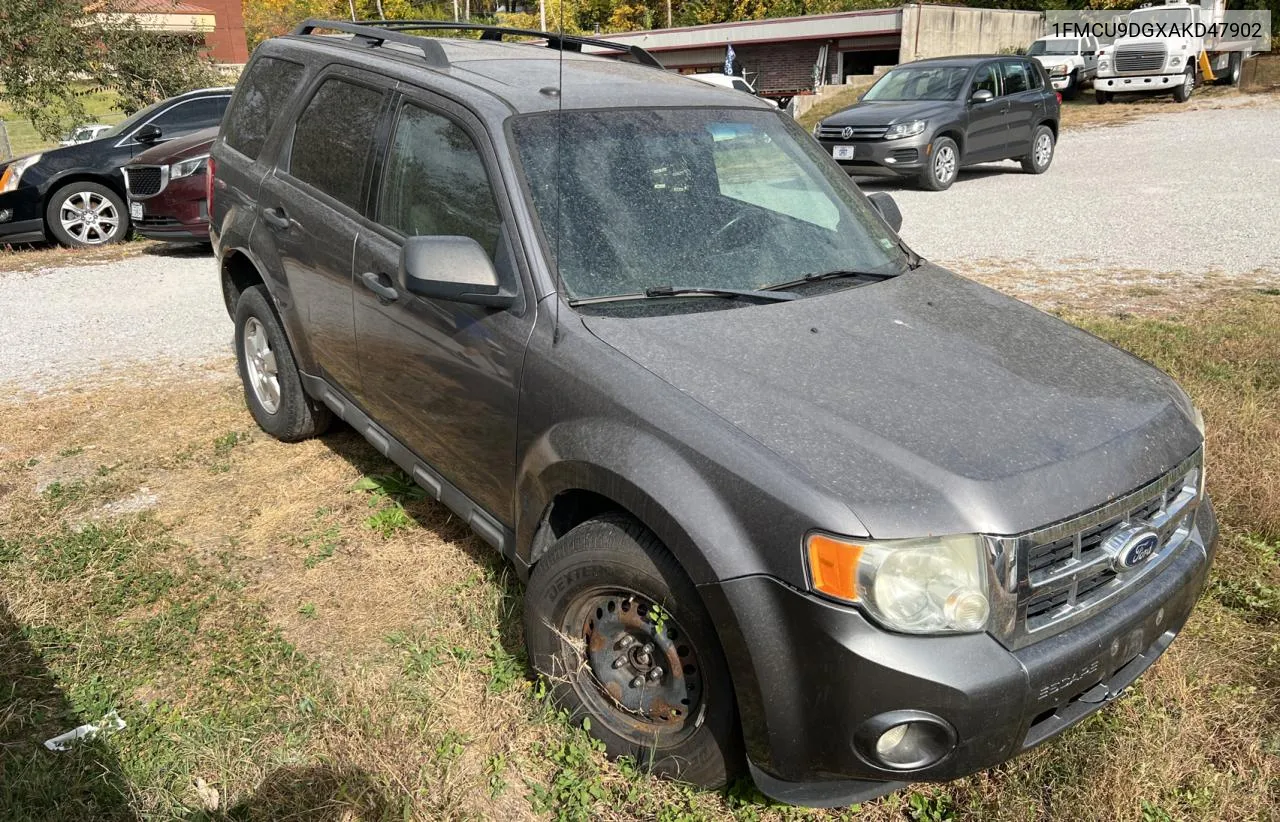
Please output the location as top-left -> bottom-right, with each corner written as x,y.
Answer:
1028,35 -> 1099,97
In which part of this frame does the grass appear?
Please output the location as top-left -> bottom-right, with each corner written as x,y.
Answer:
0,85 -> 126,160
795,80 -> 877,133
0,290 -> 1278,819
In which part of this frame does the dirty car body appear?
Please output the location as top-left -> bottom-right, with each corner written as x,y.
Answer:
210,23 -> 1215,807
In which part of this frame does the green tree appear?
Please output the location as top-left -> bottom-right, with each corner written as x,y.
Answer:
0,0 -> 220,140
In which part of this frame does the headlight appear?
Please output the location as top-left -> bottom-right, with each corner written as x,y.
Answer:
807,533 -> 990,634
0,153 -> 42,194
812,122 -> 822,138
1169,56 -> 1182,68
1100,58 -> 1111,71
883,120 -> 926,141
170,154 -> 209,180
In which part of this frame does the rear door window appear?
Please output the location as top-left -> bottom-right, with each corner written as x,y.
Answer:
224,57 -> 306,159
287,77 -> 385,212
1001,61 -> 1032,95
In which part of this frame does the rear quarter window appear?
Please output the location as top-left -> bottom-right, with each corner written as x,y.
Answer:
224,56 -> 306,159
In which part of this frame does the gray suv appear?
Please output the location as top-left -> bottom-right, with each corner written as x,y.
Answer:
211,20 -> 1215,808
814,56 -> 1060,190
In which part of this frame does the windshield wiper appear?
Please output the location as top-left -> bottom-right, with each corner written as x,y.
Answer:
569,285 -> 798,306
762,269 -> 900,292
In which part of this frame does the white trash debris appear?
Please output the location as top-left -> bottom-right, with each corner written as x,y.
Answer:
43,710 -> 126,751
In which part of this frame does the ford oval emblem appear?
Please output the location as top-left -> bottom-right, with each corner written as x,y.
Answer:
841,126 -> 854,140
1102,526 -> 1161,572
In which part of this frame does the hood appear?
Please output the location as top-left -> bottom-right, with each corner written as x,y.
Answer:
134,127 -> 218,164
581,266 -> 1201,539
821,99 -> 957,127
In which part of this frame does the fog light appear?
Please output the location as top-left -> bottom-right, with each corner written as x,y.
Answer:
0,208 -> 12,224
855,711 -> 956,771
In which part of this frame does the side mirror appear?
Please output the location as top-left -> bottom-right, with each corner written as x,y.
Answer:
867,191 -> 903,233
401,235 -> 515,309
134,124 -> 163,143
970,88 -> 995,104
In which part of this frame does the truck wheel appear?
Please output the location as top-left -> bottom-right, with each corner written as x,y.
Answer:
1216,52 -> 1242,86
524,514 -> 741,788
233,285 -> 332,442
1173,66 -> 1195,102
918,136 -> 959,191
1064,70 -> 1080,99
1021,125 -> 1055,174
1095,90 -> 1111,105
45,182 -> 129,248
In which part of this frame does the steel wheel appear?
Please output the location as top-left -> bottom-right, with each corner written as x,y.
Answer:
1034,132 -> 1053,167
568,588 -> 704,747
933,145 -> 957,185
58,190 -> 120,245
242,316 -> 281,414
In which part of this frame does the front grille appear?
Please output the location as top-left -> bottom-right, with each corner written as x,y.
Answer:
137,215 -> 181,229
124,165 -> 165,198
1114,46 -> 1167,74
817,124 -> 888,141
989,450 -> 1202,648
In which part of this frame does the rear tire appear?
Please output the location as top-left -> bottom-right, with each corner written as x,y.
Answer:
1020,125 -> 1055,174
1173,66 -> 1195,102
1216,52 -> 1242,86
918,136 -> 959,191
233,285 -> 331,442
524,514 -> 741,788
45,182 -> 129,248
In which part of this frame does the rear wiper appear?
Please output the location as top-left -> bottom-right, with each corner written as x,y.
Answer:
569,285 -> 798,306
762,269 -> 899,292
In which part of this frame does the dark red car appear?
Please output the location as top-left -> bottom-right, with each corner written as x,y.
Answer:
123,126 -> 217,242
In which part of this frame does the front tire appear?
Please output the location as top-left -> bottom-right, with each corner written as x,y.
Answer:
45,182 -> 129,248
918,136 -> 959,191
524,514 -> 741,788
233,285 -> 331,442
1095,90 -> 1112,105
1173,66 -> 1195,102
1021,125 -> 1055,174
1064,70 -> 1080,99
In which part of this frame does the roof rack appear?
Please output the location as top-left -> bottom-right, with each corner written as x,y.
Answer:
293,20 -> 450,67
293,18 -> 664,70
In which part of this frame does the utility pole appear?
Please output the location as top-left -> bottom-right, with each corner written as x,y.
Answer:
453,0 -> 460,21
540,0 -> 547,32
666,0 -> 672,28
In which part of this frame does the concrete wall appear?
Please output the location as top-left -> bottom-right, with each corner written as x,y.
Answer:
899,4 -> 1043,62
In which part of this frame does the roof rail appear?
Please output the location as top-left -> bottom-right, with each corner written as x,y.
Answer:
353,19 -> 665,69
292,19 -> 450,68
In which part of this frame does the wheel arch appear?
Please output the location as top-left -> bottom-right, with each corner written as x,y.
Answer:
220,247 -> 266,318
933,126 -> 965,157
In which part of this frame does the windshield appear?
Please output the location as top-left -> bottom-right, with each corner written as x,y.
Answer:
511,108 -> 907,302
101,98 -> 170,140
862,66 -> 970,102
1128,8 -> 1193,28
1029,39 -> 1080,56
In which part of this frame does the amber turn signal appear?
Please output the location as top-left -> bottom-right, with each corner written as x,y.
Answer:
807,534 -> 862,603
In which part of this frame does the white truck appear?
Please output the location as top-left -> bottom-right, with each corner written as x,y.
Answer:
1094,0 -> 1255,104
1028,35 -> 1101,98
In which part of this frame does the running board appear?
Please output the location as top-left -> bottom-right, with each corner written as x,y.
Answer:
301,374 -> 527,577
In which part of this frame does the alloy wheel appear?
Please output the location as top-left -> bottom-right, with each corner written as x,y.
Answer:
243,316 -> 281,414
58,191 -> 120,245
1034,133 -> 1053,168
934,145 -> 957,184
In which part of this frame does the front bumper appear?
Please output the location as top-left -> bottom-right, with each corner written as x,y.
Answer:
1049,75 -> 1076,90
1095,73 -> 1184,92
129,174 -> 210,243
0,187 -> 47,244
816,134 -> 929,178
701,498 -> 1218,808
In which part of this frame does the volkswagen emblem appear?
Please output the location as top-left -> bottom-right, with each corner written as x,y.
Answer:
841,126 -> 855,140
1101,525 -> 1161,572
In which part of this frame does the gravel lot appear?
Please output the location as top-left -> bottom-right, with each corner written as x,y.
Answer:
2,99 -> 1277,392
873,95 -> 1280,276
0,248 -> 228,391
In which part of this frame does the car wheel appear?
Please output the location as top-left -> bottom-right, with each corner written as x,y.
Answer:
919,136 -> 959,191
1020,125 -> 1055,174
1095,90 -> 1112,105
1173,66 -> 1195,102
524,514 -> 742,788
45,182 -> 129,248
1217,52 -> 1242,86
233,285 -> 332,442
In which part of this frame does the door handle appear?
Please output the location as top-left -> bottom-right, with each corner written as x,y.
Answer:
999,103 -> 1011,114
360,271 -> 399,302
261,207 -> 291,230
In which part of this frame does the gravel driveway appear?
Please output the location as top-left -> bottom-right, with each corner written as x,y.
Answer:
0,248 -> 228,392
870,96 -> 1280,276
3,99 -> 1277,392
